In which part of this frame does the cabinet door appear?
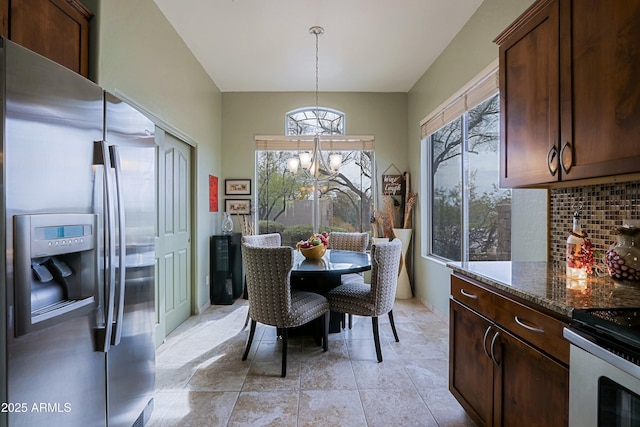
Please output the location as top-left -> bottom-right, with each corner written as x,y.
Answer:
560,0 -> 640,180
495,326 -> 569,427
0,0 -> 7,37
9,0 -> 91,77
449,299 -> 495,427
498,0 -> 560,187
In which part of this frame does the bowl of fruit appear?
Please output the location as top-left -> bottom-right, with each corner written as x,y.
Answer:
296,232 -> 329,260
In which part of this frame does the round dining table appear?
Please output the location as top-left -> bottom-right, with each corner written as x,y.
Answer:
291,249 -> 371,332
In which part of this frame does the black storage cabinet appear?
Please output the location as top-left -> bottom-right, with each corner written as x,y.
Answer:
210,233 -> 243,304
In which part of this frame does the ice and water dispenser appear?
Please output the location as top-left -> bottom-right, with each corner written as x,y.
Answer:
13,213 -> 98,336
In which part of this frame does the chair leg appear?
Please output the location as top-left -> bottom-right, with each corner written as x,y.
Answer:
281,328 -> 288,378
372,317 -> 383,363
388,310 -> 400,342
242,319 -> 257,361
349,313 -> 353,329
323,312 -> 329,352
242,310 -> 250,330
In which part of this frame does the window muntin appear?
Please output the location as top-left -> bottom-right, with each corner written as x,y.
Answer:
286,107 -> 344,136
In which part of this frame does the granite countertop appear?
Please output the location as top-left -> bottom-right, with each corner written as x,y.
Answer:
447,261 -> 640,318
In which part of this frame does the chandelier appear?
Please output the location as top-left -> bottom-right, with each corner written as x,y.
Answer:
286,26 -> 342,182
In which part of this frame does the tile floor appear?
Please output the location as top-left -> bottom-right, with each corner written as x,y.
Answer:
147,298 -> 476,427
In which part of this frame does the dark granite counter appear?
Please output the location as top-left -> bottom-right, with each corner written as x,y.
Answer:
447,261 -> 640,318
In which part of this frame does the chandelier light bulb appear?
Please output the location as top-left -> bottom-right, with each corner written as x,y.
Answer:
329,153 -> 342,172
287,157 -> 300,174
299,152 -> 312,170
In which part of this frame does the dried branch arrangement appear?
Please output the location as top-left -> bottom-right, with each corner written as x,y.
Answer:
236,214 -> 254,236
403,192 -> 417,229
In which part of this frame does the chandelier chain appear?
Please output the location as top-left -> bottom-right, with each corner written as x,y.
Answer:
314,28 -> 320,133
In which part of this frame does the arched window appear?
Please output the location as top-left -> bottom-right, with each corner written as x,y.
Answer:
255,106 -> 374,244
286,107 -> 345,136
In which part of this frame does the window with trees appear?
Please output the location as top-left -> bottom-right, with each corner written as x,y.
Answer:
256,107 -> 374,247
423,69 -> 511,262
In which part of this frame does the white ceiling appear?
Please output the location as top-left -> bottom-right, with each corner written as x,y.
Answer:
153,0 -> 484,93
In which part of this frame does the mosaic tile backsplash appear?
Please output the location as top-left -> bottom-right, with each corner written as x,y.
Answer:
549,181 -> 640,268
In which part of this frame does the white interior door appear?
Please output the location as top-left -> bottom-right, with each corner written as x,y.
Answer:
155,129 -> 192,347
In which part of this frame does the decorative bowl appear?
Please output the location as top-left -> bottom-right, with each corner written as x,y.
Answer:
299,244 -> 326,260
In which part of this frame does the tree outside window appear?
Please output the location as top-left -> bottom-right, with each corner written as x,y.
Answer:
257,107 -> 374,247
429,93 -> 511,261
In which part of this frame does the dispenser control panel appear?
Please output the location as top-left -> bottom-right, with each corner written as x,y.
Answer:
32,223 -> 94,256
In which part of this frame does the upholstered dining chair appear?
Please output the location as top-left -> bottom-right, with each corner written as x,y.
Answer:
328,231 -> 369,329
241,232 -> 281,247
327,238 -> 402,363
240,233 -> 281,328
241,243 -> 330,377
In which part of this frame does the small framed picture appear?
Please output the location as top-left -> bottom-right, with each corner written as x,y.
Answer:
225,199 -> 251,215
225,179 -> 251,195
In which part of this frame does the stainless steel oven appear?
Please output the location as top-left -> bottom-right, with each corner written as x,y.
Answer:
564,308 -> 640,427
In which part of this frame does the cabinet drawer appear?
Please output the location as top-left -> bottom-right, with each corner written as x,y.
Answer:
451,274 -> 569,365
493,296 -> 569,365
451,275 -> 495,318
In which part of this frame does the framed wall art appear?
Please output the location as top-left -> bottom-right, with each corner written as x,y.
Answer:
225,179 -> 251,195
209,175 -> 219,212
225,199 -> 251,215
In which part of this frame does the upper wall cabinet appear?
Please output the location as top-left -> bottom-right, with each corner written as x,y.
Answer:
0,0 -> 92,77
495,0 -> 640,187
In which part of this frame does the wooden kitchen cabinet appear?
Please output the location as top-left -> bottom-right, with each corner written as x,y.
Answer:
496,0 -> 640,187
2,0 -> 92,77
449,274 -> 569,427
450,299 -> 495,426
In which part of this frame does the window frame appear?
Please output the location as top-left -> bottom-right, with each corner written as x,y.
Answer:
254,106 -> 375,239
420,60 -> 509,262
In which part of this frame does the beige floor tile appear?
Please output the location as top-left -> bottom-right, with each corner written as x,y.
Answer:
147,390 -> 238,427
298,389 -> 367,427
403,357 -> 449,389
359,388 -> 438,427
420,388 -> 477,427
300,359 -> 357,390
351,360 -> 414,389
151,298 -> 477,426
227,390 -> 298,427
241,361 -> 301,391
186,359 -> 250,391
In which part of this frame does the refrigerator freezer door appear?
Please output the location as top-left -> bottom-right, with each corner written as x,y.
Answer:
104,93 -> 156,427
2,40 -> 107,426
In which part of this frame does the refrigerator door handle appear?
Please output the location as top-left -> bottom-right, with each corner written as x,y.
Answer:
94,140 -> 116,353
110,144 -> 126,346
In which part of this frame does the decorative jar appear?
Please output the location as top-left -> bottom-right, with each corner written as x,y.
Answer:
221,212 -> 233,235
605,226 -> 640,283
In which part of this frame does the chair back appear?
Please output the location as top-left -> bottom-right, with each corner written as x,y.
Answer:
329,232 -> 369,252
241,244 -> 293,327
242,232 -> 281,247
370,238 -> 402,316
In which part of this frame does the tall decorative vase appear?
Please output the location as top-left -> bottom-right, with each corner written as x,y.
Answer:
392,228 -> 413,299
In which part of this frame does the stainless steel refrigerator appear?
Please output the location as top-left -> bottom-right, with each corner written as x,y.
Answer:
0,38 -> 156,426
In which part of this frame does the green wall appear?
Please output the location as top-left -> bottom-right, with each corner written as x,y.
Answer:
85,0 -> 223,312
221,91 -> 408,204
407,0 -> 540,317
